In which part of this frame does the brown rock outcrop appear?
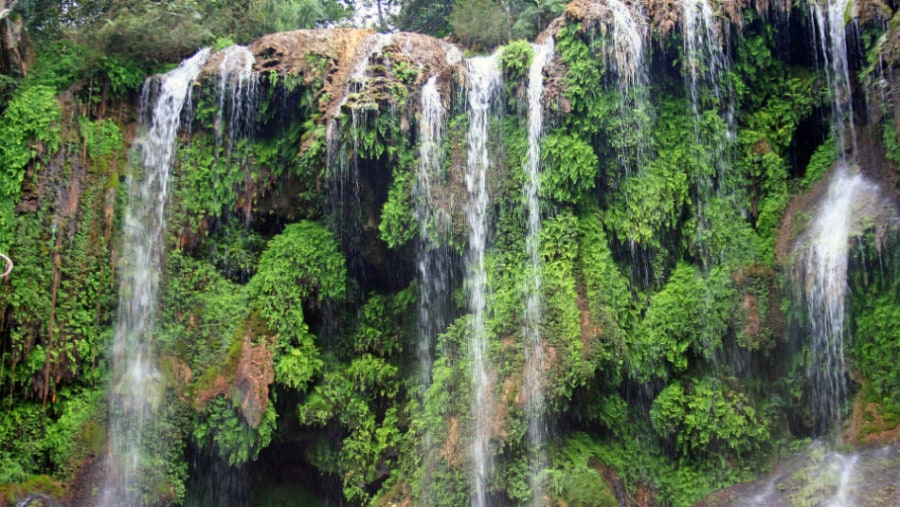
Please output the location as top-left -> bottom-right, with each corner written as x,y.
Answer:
0,10 -> 34,78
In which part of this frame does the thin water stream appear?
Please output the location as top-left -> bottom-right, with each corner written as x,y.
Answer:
522,38 -> 553,507
101,48 -> 210,506
465,53 -> 502,507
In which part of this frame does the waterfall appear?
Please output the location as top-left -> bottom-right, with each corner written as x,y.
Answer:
415,76 -> 451,390
795,163 -> 888,431
415,75 -> 454,506
602,0 -> 650,172
465,53 -> 502,507
101,48 -> 210,506
809,0 -> 857,156
680,0 -> 737,270
681,0 -> 727,127
215,45 -> 259,149
826,452 -> 859,507
326,33 -> 395,283
523,38 -> 553,507
797,0 -> 874,432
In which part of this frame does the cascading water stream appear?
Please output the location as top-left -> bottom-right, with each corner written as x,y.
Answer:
415,76 -> 451,390
325,33 -> 395,284
680,0 -> 738,289
602,0 -> 651,172
465,53 -> 502,507
797,0 -> 878,433
809,0 -> 858,156
215,45 -> 259,150
796,163 -> 886,431
595,0 -> 654,282
522,38 -> 553,507
681,0 -> 726,126
101,48 -> 210,506
415,75 -> 455,507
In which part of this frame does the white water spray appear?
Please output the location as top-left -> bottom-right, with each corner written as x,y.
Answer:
465,53 -> 502,507
796,0 -> 891,433
523,38 -> 553,507
101,48 -> 210,506
215,45 -> 259,147
681,0 -> 726,125
415,76 -> 452,389
796,163 -> 888,430
603,0 -> 649,97
603,0 -> 651,173
809,0 -> 858,156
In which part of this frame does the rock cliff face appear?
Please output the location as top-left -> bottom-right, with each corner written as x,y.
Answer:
0,10 -> 33,78
4,2 -> 900,506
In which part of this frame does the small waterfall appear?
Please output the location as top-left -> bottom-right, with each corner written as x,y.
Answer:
215,45 -> 259,149
809,0 -> 857,155
101,48 -> 210,505
602,0 -> 650,171
797,0 -> 884,433
325,32 -> 396,183
465,53 -> 502,507
325,33 -> 395,283
719,441 -> 900,506
681,0 -> 727,126
415,75 -> 454,507
680,0 -> 737,269
826,452 -> 859,507
795,163 -> 888,431
415,76 -> 451,389
522,38 -> 553,507
603,0 -> 647,92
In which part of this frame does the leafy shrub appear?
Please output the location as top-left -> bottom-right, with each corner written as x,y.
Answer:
379,162 -> 415,249
249,221 -> 346,391
801,137 -> 836,189
539,131 -> 599,204
500,40 -> 533,83
80,117 -> 123,160
650,377 -> 770,461
0,85 -> 60,249
448,0 -> 509,52
630,264 -> 734,381
194,396 -> 276,466
546,434 -> 619,507
853,294 -> 900,400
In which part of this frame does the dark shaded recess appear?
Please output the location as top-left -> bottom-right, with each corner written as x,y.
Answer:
251,172 -> 322,234
248,414 -> 344,506
788,105 -> 830,180
781,5 -> 819,69
847,20 -> 872,127
649,34 -> 685,95
185,445 -> 250,507
252,212 -> 289,243
357,156 -> 416,294
247,442 -> 336,506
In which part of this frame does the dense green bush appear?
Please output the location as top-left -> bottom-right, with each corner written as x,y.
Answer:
650,376 -> 770,461
449,0 -> 509,52
0,85 -> 60,249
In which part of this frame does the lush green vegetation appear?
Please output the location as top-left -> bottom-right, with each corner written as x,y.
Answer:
1,1 -> 899,506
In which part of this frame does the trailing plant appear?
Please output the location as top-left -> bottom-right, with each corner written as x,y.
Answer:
0,85 -> 60,249
650,376 -> 770,462
248,221 -> 346,392
539,131 -> 599,204
194,396 -> 277,466
500,39 -> 533,86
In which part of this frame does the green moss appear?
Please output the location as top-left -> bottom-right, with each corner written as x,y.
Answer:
0,475 -> 66,503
